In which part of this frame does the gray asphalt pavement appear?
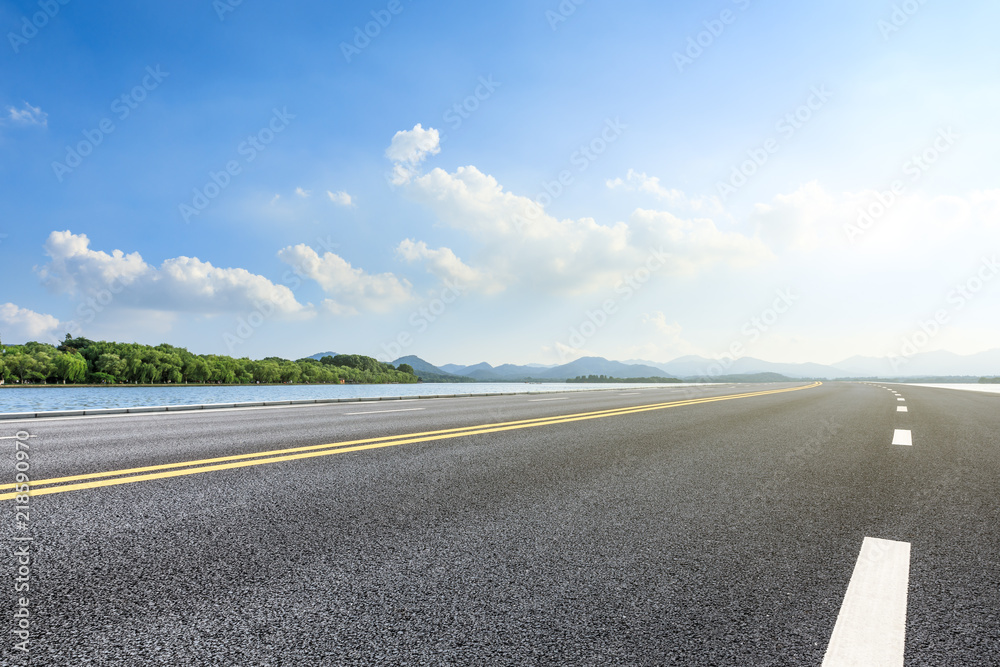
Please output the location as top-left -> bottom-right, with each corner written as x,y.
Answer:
2,381 -> 998,665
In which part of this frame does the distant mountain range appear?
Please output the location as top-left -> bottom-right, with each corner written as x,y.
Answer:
625,355 -> 847,379
398,356 -> 675,382
306,351 -> 338,361
831,349 -> 1000,377
309,348 -> 1000,382
392,356 -> 477,383
622,349 -> 1000,379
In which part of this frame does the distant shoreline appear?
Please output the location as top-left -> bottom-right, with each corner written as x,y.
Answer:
0,382 -> 402,389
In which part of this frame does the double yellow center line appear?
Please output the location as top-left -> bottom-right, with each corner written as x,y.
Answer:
1,382 -> 821,500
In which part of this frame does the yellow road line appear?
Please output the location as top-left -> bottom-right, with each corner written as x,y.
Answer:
1,384 -> 809,490
3,383 -> 814,491
1,382 -> 820,500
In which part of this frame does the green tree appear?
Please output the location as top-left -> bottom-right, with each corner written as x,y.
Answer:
278,362 -> 302,384
96,353 -> 126,380
332,354 -> 382,373
0,336 -> 418,386
209,356 -> 238,384
97,353 -> 126,380
138,361 -> 161,384
253,361 -> 281,384
5,352 -> 39,383
158,350 -> 184,383
184,358 -> 210,383
54,352 -> 88,384
122,349 -> 143,383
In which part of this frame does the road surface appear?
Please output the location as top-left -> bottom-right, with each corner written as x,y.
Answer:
2,381 -> 998,665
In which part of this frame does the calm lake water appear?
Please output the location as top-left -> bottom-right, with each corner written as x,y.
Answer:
0,382 -> 706,414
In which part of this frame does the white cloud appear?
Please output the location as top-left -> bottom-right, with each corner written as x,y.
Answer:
617,314 -> 701,362
327,190 -> 354,207
7,102 -> 47,126
607,169 -> 723,214
38,230 -> 150,295
386,124 -> 441,185
386,123 -> 441,164
295,187 -> 311,198
642,311 -> 684,338
36,231 -> 309,316
277,244 -> 413,315
395,239 -> 500,293
320,299 -> 359,317
749,181 -> 843,252
400,164 -> 771,293
748,182 -> 1000,255
0,303 -> 61,341
548,340 -> 595,364
153,256 -> 307,313
269,194 -> 281,205
627,208 -> 771,274
607,169 -> 684,202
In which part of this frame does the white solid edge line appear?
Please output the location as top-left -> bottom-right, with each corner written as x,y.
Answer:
528,397 -> 569,401
892,429 -> 912,446
0,385 -> 746,423
897,406 -> 908,412
822,537 -> 910,667
344,408 -> 427,415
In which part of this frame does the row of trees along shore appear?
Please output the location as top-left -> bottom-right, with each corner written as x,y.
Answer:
0,336 -> 418,386
566,375 -> 682,383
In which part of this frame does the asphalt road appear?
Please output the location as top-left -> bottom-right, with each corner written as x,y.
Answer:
2,381 -> 998,665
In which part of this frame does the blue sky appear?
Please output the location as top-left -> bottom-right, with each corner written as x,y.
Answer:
2,0 -> 998,367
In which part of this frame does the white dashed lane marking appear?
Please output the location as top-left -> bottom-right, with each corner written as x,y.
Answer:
897,406 -> 908,412
892,429 -> 912,446
823,537 -> 910,667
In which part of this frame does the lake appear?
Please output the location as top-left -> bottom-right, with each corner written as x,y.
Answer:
0,382 -> 708,414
